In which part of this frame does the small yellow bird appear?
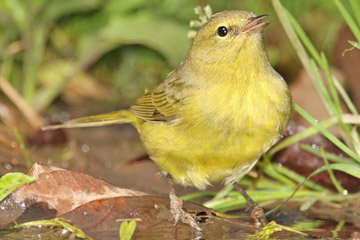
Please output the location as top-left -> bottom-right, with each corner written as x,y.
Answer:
44,11 -> 291,230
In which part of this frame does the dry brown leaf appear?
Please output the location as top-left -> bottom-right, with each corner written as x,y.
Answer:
13,163 -> 147,215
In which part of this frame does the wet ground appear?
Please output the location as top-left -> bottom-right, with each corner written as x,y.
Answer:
1,120 -> 360,239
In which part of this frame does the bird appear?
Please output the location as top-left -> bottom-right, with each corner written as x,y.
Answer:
43,10 -> 292,231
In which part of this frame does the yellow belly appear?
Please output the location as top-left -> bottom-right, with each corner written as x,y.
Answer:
139,117 -> 281,190
138,72 -> 291,190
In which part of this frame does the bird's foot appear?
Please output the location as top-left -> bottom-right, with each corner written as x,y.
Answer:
233,182 -> 268,228
249,203 -> 268,228
169,189 -> 202,232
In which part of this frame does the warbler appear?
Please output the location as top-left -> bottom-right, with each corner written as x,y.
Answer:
44,11 -> 291,230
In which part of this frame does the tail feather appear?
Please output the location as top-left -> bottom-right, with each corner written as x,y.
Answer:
42,110 -> 136,131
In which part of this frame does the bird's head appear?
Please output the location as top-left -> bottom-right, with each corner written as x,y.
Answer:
188,11 -> 270,65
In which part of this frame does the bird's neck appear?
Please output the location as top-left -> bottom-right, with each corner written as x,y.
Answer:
183,39 -> 272,87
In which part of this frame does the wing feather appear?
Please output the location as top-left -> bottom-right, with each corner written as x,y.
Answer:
130,70 -> 192,122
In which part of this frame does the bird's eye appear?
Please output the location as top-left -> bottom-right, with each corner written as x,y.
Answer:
217,26 -> 228,37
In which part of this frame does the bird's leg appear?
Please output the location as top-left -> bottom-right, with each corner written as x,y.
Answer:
233,182 -> 267,228
167,177 -> 202,231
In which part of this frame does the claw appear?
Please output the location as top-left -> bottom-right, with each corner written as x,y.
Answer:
250,204 -> 268,228
233,182 -> 268,228
168,180 -> 202,232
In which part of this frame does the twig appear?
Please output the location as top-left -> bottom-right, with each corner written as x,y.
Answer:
0,76 -> 44,129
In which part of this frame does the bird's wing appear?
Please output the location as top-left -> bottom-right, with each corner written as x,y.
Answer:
130,70 -> 191,122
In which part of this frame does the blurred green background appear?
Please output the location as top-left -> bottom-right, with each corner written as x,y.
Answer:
0,0 -> 345,120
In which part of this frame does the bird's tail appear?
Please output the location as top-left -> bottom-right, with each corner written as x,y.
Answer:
42,110 -> 140,131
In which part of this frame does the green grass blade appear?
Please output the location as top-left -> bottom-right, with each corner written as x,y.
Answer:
258,155 -> 297,188
210,184 -> 234,201
350,0 -> 360,26
23,24 -> 47,104
332,220 -> 345,238
333,75 -> 358,115
237,176 -> 292,190
13,128 -> 32,170
33,77 -> 69,113
54,218 -> 91,239
268,116 -> 337,157
209,190 -> 325,212
203,177 -> 290,208
271,0 -> 335,118
308,163 -> 360,180
7,218 -> 90,239
320,147 -> 344,194
272,164 -> 329,192
301,144 -> 356,165
271,0 -> 316,81
333,0 -> 360,42
351,127 -> 360,156
290,220 -> 323,232
294,103 -> 360,162
319,53 -> 342,117
248,221 -> 307,239
318,54 -> 353,146
349,40 -> 360,49
300,198 -> 318,211
283,7 -> 322,64
181,191 -> 216,201
310,60 -> 336,115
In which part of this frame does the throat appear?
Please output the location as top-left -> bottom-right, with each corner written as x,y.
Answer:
235,42 -> 270,81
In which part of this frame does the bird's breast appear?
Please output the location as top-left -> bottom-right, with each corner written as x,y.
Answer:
139,71 -> 291,189
183,76 -> 288,137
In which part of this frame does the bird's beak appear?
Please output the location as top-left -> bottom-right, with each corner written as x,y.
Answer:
240,14 -> 270,34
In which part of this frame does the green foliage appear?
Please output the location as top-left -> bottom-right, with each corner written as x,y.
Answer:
6,218 -> 91,239
0,172 -> 36,202
271,0 -> 360,183
0,0 -> 347,116
119,220 -> 136,240
200,0 -> 360,214
0,0 -> 192,112
332,220 -> 345,238
309,163 -> 360,180
0,0 -> 103,104
294,104 -> 360,163
248,221 -> 307,239
290,220 -> 323,232
349,40 -> 360,49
